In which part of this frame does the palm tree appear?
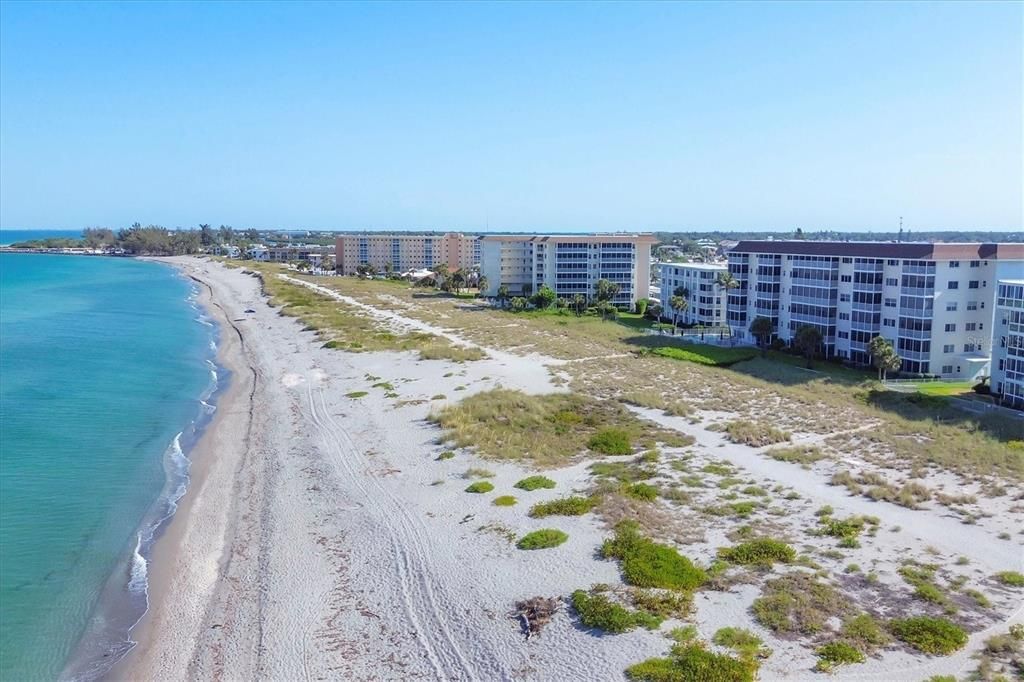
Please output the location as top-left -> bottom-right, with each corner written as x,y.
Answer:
497,284 -> 510,308
669,295 -> 688,333
673,285 -> 690,300
869,336 -> 901,380
716,271 -> 739,292
451,268 -> 467,294
595,278 -> 620,303
476,275 -> 489,297
571,293 -> 587,317
749,316 -> 774,357
794,325 -> 824,369
434,263 -> 450,291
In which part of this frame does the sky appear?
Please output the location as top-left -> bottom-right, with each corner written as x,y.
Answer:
0,1 -> 1020,233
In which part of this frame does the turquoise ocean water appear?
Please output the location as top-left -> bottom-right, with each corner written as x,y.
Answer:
0,252 -> 219,680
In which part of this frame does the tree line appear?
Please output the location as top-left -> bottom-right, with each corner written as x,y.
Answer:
9,224 -> 263,256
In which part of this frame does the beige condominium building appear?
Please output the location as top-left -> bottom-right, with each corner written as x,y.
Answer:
334,232 -> 480,275
480,234 -> 656,307
726,240 -> 1024,379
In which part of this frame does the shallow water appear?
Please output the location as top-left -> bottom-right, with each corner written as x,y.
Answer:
0,254 -> 215,680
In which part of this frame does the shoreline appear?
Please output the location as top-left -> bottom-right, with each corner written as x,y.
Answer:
108,258 -> 256,680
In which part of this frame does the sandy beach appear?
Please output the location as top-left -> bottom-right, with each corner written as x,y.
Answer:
112,257 -> 1023,682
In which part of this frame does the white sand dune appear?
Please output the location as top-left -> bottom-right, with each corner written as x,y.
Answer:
116,258 -> 1023,682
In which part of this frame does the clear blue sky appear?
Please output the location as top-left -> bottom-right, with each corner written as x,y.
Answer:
1,1 -> 1020,233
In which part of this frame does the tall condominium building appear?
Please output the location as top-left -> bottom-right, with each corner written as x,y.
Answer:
726,241 -> 1024,379
480,234 -> 656,307
334,233 -> 480,275
992,280 -> 1024,409
658,262 -> 728,327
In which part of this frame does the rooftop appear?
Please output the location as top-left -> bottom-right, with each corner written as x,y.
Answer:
729,240 -> 1024,260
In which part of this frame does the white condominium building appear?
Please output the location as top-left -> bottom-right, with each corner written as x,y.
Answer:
992,280 -> 1024,409
334,232 -> 480,275
480,234 -> 656,307
658,262 -> 728,327
726,241 -> 1024,379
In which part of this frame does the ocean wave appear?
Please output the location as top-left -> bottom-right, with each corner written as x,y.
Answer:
127,535 -> 147,595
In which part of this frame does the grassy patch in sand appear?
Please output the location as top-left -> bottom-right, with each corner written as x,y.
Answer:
571,587 -> 662,633
492,495 -> 517,506
767,445 -> 825,467
995,571 -> 1024,587
718,539 -> 796,567
752,573 -> 850,635
428,389 -> 690,466
418,343 -> 486,362
528,496 -> 598,518
514,475 -> 556,491
602,521 -> 706,591
626,644 -> 757,682
712,627 -> 772,661
720,420 -> 791,447
516,529 -> 568,550
889,616 -> 968,655
815,641 -> 866,671
464,481 -> 494,493
253,265 -> 474,358
345,391 -> 369,399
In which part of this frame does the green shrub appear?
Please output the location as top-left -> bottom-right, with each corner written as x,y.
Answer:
571,589 -> 661,633
588,428 -> 632,455
752,573 -> 849,635
723,420 -> 791,447
648,344 -> 757,367
345,390 -> 369,398
493,495 -> 517,506
841,614 -> 890,652
435,450 -> 455,461
462,467 -> 495,479
815,641 -> 866,671
889,616 -> 968,655
516,529 -> 568,550
632,589 -> 692,619
464,481 -> 494,493
602,521 -> 706,591
590,461 -> 656,482
718,539 -> 796,567
622,482 -> 659,501
712,627 -> 771,660
528,496 -> 597,517
625,644 -> 757,682
995,571 -> 1024,587
514,475 -> 556,491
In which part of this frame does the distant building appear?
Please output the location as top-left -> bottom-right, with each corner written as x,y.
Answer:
334,233 -> 479,275
726,240 -> 1024,379
992,279 -> 1024,409
480,234 -> 656,307
247,244 -> 333,264
659,262 -> 728,327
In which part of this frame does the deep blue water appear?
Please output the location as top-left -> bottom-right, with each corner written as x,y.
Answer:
0,253 -> 217,680
0,229 -> 85,246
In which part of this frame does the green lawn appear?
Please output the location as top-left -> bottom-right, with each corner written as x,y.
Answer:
906,381 -> 975,397
651,343 -> 758,366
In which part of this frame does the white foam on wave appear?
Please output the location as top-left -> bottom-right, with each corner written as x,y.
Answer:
200,399 -> 217,414
128,534 -> 147,595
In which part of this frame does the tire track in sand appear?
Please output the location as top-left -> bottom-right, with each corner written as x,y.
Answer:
305,383 -> 484,680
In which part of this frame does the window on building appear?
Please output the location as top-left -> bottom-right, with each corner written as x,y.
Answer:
966,301 -> 977,310
884,298 -> 896,307
946,301 -> 957,311
943,344 -> 954,353
947,281 -> 959,289
968,281 -> 979,289
949,261 -> 959,268
840,275 -> 851,283
966,322 -> 977,331
969,260 -> 980,267
885,277 -> 898,286
945,323 -> 956,332
839,294 -> 850,302
838,331 -> 849,339
883,318 -> 895,326
942,365 -> 953,374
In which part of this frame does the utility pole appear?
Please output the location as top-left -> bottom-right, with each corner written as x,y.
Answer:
898,217 -> 903,243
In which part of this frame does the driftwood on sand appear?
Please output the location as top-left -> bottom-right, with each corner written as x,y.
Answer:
511,597 -> 561,640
